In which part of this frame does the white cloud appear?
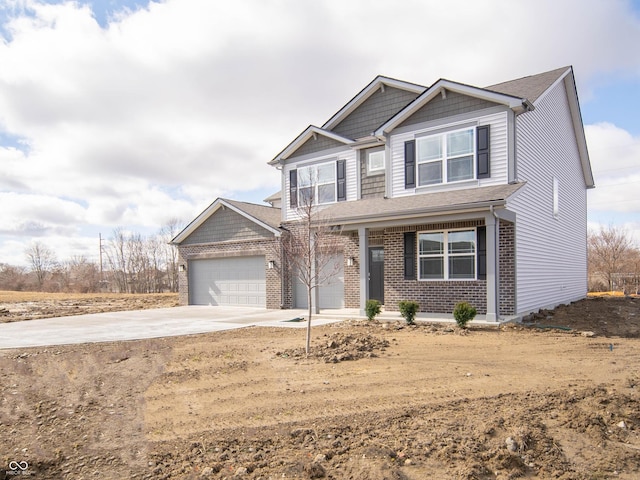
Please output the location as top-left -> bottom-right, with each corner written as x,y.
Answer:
1,0 -> 640,266
586,122 -> 640,214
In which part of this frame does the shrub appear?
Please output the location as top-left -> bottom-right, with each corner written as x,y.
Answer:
453,302 -> 477,329
398,300 -> 419,325
365,299 -> 382,321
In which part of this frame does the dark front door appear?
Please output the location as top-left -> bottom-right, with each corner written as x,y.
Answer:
369,247 -> 384,304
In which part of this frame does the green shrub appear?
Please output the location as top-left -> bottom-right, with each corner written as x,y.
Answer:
453,302 -> 477,329
365,299 -> 382,321
398,300 -> 419,325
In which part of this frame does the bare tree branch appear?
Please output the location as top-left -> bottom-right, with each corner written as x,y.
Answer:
281,175 -> 342,355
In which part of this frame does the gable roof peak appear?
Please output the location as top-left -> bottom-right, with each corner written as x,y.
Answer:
321,75 -> 426,132
269,125 -> 354,165
171,197 -> 281,244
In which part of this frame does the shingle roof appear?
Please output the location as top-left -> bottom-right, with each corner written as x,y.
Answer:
263,191 -> 281,202
486,66 -> 570,104
224,199 -> 282,230
321,183 -> 525,226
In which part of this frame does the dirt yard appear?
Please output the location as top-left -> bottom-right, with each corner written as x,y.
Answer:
0,294 -> 639,479
0,291 -> 179,323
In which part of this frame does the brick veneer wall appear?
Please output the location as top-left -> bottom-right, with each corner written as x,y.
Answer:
343,232 -> 360,308
384,229 -> 487,313
498,221 -> 515,316
177,237 -> 282,309
340,223 -> 488,314
331,221 -> 516,315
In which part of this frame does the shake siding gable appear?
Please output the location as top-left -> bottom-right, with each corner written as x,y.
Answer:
289,135 -> 347,158
390,111 -> 509,197
181,207 -> 274,245
397,90 -> 499,128
332,87 -> 420,140
509,80 -> 588,314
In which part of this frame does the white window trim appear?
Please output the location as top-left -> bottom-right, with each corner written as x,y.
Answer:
417,228 -> 477,281
297,161 -> 337,206
416,127 -> 476,187
367,149 -> 385,175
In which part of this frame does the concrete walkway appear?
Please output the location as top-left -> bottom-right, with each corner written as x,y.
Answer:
0,306 -> 506,350
0,306 -> 347,350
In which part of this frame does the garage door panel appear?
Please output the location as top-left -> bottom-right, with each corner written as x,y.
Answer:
293,254 -> 344,309
190,256 -> 266,307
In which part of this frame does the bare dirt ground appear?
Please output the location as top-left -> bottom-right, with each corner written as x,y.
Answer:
0,294 -> 639,479
0,291 -> 179,323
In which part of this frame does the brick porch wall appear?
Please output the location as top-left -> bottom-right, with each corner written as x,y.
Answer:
499,221 -> 516,316
177,238 -> 282,309
384,230 -> 487,314
343,232 -> 360,308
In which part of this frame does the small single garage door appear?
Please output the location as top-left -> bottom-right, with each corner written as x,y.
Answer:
189,256 -> 266,307
294,253 -> 344,309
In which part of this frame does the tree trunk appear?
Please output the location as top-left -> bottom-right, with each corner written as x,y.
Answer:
306,288 -> 312,355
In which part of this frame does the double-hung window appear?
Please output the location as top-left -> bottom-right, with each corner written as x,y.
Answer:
416,128 -> 475,186
418,229 -> 476,280
298,162 -> 336,205
367,150 -> 385,175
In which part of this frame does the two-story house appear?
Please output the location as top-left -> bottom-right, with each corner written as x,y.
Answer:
172,66 -> 594,321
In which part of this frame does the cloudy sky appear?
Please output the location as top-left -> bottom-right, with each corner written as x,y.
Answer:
1,0 -> 639,267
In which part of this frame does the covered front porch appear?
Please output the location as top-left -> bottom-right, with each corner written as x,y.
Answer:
327,203 -> 518,322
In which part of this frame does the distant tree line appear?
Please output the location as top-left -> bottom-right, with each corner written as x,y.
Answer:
3,221 -> 637,295
588,225 -> 640,294
0,219 -> 182,294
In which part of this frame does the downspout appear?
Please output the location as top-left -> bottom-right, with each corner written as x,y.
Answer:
490,205 -> 500,321
280,237 -> 286,309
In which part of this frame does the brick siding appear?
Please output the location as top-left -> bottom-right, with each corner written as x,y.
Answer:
343,232 -> 360,308
383,230 -> 487,314
341,220 -> 516,315
498,220 -> 516,315
178,218 -> 516,315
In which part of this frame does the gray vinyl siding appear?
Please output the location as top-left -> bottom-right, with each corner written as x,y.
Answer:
509,80 -> 588,314
290,135 -> 346,159
389,111 -> 509,197
360,149 -> 385,199
332,87 -> 419,140
182,208 -> 273,245
398,91 -> 499,129
283,150 -> 357,221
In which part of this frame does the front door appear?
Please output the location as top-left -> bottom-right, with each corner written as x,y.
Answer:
369,247 -> 384,304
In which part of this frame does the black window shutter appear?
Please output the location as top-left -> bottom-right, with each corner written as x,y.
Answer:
289,169 -> 298,208
404,232 -> 416,280
336,159 -> 346,201
404,140 -> 416,189
477,226 -> 486,280
476,125 -> 490,179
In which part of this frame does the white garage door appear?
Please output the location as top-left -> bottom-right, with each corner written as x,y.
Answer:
189,256 -> 266,307
293,253 -> 344,309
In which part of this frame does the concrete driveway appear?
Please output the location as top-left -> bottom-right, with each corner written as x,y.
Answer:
0,306 -> 351,350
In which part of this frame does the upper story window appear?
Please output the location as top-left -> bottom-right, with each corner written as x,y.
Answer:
367,150 -> 385,175
416,128 -> 475,186
418,229 -> 476,280
298,162 -> 336,205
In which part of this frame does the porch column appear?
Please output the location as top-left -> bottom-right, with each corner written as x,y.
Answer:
358,227 -> 369,316
485,213 -> 498,322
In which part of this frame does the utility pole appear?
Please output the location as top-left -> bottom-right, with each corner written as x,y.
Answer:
99,233 -> 104,283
